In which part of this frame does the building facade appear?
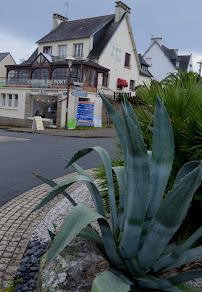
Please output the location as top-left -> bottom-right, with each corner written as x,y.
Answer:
143,38 -> 193,82
0,53 -> 16,86
0,1 -> 151,128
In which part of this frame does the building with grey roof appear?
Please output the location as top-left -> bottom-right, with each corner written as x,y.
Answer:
143,38 -> 193,81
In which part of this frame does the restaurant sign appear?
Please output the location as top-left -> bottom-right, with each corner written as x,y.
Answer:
28,79 -> 67,86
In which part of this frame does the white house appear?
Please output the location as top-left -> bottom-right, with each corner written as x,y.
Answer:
0,53 -> 16,86
143,38 -> 193,82
0,1 -> 151,128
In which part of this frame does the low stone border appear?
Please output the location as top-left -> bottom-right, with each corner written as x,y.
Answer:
0,170 -> 93,289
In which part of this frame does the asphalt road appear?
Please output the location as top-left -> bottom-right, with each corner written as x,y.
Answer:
0,129 -> 117,207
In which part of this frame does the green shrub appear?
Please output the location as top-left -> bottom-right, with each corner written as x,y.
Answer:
33,94 -> 202,291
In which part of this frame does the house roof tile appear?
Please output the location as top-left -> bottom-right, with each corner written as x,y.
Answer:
37,14 -> 115,43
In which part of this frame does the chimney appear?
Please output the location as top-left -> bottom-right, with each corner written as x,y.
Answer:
151,38 -> 162,46
174,49 -> 179,55
115,1 -> 131,22
53,13 -> 68,30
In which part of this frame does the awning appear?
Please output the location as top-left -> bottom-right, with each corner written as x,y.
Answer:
117,78 -> 128,87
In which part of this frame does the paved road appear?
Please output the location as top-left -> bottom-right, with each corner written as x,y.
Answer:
0,129 -> 117,207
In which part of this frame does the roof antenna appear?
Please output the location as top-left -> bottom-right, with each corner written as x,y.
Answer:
65,2 -> 69,18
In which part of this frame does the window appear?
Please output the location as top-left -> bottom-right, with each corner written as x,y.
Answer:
102,74 -> 108,87
14,95 -> 18,108
1,94 -> 6,107
58,45 -> 67,58
8,94 -> 12,107
32,68 -> 49,80
43,46 -> 52,55
125,53 -> 131,67
130,80 -> 135,91
74,43 -> 83,57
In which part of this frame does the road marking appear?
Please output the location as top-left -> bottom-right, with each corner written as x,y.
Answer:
0,136 -> 30,143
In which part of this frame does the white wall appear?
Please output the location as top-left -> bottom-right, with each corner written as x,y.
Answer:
187,54 -> 193,72
38,38 -> 91,59
61,90 -> 102,128
0,54 -> 15,79
138,74 -> 151,87
144,42 -> 177,81
0,88 -> 26,119
98,17 -> 140,92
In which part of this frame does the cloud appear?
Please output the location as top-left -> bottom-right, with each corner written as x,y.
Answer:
0,30 -> 37,64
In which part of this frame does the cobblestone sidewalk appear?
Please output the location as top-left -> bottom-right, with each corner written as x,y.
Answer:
0,170 -> 93,289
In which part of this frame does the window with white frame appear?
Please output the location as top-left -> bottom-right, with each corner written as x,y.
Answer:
58,45 -> 67,58
43,46 -> 52,55
14,94 -> 18,108
8,94 -> 12,107
1,94 -> 6,107
73,43 -> 83,57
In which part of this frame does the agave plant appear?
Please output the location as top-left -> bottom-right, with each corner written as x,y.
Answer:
33,94 -> 202,291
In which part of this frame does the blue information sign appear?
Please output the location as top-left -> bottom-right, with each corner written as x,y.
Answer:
76,101 -> 94,127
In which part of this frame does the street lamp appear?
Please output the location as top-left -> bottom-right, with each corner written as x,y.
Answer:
65,56 -> 75,129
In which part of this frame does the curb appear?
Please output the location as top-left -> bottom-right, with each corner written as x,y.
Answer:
0,169 -> 94,289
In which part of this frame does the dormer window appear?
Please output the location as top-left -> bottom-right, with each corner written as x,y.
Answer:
43,46 -> 52,56
74,43 -> 83,57
58,45 -> 67,58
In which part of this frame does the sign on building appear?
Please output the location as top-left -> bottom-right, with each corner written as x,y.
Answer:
76,101 -> 94,127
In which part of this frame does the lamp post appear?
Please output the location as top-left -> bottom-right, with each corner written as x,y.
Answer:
65,56 -> 75,129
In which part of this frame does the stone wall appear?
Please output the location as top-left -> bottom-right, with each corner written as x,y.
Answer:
102,100 -> 122,124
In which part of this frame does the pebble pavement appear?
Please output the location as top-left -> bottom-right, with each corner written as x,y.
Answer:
0,170 -> 93,289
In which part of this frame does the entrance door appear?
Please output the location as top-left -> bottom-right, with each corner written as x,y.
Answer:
32,95 -> 58,125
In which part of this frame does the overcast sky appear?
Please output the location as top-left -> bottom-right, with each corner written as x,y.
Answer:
0,0 -> 201,72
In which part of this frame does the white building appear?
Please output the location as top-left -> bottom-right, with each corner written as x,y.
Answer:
0,1 -> 151,128
0,53 -> 16,86
143,38 -> 193,82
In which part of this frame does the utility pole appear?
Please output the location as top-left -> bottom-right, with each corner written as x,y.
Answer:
197,61 -> 202,76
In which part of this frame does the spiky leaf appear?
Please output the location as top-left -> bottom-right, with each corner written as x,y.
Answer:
91,271 -> 130,292
48,204 -> 104,260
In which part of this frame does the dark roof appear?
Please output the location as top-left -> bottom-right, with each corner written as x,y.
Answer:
138,54 -> 153,77
178,55 -> 191,72
162,45 -> 179,65
138,54 -> 149,66
38,14 -> 115,43
0,52 -> 9,62
27,48 -> 38,62
88,16 -> 121,58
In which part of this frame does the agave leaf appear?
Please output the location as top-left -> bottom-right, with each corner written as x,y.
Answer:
33,172 -> 77,207
91,271 -> 130,292
112,166 -> 125,230
153,226 -> 202,272
174,161 -> 201,187
64,147 -> 118,236
145,95 -> 174,221
119,104 -> 150,258
123,94 -> 142,135
161,246 -> 202,273
63,159 -> 124,267
138,163 -> 202,271
98,92 -> 127,164
77,226 -> 103,246
32,175 -> 92,212
48,204 -> 104,260
136,269 -> 202,290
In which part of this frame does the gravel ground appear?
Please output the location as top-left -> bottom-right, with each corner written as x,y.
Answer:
30,183 -> 202,289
